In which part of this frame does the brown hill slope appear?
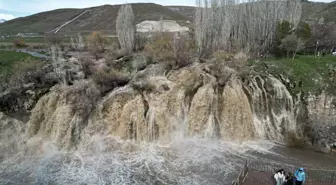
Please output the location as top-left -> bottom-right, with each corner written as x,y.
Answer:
0,3 -> 190,35
0,1 -> 335,35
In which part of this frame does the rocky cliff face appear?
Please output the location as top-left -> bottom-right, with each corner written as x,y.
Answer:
307,93 -> 336,152
26,64 -> 309,149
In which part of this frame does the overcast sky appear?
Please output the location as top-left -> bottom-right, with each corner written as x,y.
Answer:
0,0 -> 334,20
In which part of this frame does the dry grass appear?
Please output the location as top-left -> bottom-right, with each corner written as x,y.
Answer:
213,50 -> 234,62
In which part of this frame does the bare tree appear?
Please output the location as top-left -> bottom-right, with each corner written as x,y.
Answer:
194,0 -> 303,56
50,45 -> 70,86
116,4 -> 136,54
70,33 -> 85,51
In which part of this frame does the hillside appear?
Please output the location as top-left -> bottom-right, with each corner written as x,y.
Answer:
302,1 -> 336,23
0,1 -> 335,35
0,3 -> 190,35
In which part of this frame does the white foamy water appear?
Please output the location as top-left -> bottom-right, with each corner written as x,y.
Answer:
0,133 -> 284,185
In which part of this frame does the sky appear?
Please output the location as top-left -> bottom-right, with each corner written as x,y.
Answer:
0,0 -> 334,20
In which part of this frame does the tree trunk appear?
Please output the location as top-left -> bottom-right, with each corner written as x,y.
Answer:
292,50 -> 297,60
315,41 -> 318,58
324,93 -> 328,115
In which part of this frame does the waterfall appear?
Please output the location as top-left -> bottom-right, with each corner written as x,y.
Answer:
204,113 -> 216,138
0,64 -> 318,185
146,107 -> 156,141
244,75 -> 297,141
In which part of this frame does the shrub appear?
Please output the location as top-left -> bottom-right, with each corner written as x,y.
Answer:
13,39 -> 26,48
144,34 -> 175,61
211,51 -> 249,71
233,51 -> 249,69
208,59 -> 235,86
63,81 -> 101,117
172,33 -> 193,68
70,33 -> 85,51
87,32 -> 108,59
280,34 -> 305,59
2,59 -> 46,89
79,57 -> 95,78
130,76 -> 156,93
285,131 -> 307,148
144,33 -> 193,69
213,50 -> 234,62
134,33 -> 150,51
92,68 -> 130,94
106,48 -> 126,61
132,53 -> 149,72
50,45 -> 69,85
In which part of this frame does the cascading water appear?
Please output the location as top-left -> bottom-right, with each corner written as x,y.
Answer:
0,66 -> 322,185
244,75 -> 298,141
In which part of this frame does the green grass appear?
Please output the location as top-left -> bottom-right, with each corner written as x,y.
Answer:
1,37 -> 45,43
0,50 -> 38,74
0,36 -> 72,45
0,35 -> 116,46
252,55 -> 336,95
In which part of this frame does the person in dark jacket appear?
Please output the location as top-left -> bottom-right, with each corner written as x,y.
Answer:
285,172 -> 294,185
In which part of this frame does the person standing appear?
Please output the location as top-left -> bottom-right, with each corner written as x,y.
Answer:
274,170 -> 285,185
285,172 -> 294,185
295,168 -> 306,185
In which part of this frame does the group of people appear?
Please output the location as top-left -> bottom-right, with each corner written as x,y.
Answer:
273,168 -> 306,185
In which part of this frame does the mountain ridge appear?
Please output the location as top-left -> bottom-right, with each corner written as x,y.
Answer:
0,3 -> 190,35
0,1 -> 335,35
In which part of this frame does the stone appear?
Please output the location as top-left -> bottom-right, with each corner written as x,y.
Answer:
316,139 -> 331,154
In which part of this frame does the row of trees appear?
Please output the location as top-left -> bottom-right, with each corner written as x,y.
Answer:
273,20 -> 311,59
58,0 -> 335,61
115,0 -> 305,59
45,0 -> 334,79
194,0 -> 302,57
273,19 -> 336,59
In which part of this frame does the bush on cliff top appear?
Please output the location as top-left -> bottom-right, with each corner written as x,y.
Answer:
92,68 -> 131,94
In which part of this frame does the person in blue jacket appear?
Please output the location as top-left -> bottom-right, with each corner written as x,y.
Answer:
295,168 -> 306,185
